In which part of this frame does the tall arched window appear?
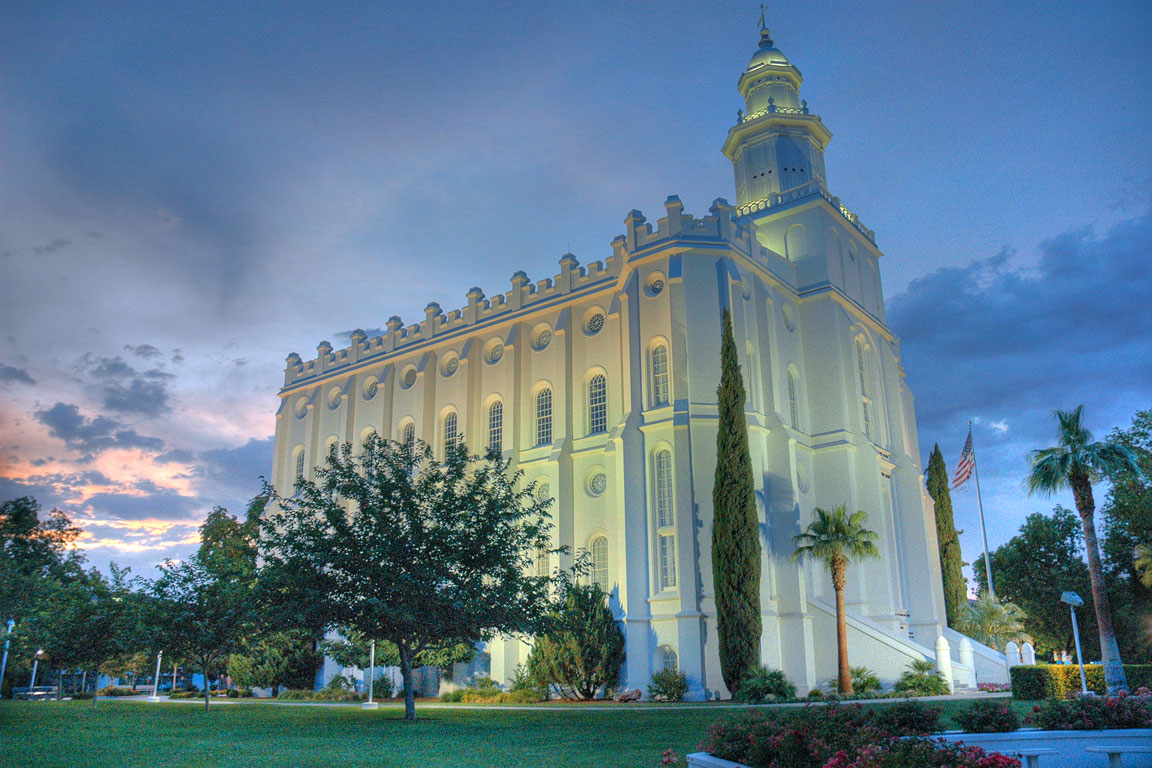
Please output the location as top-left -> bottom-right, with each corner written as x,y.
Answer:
536,388 -> 553,445
535,542 -> 550,578
325,437 -> 339,463
650,344 -> 670,407
660,645 -> 678,672
787,368 -> 800,429
293,448 -> 305,492
488,400 -> 503,455
443,411 -> 458,455
856,339 -> 873,440
402,421 -> 416,452
590,535 -> 608,591
588,374 -> 607,434
653,448 -> 677,591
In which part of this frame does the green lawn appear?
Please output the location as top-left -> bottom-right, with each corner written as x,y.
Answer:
0,697 -> 1038,768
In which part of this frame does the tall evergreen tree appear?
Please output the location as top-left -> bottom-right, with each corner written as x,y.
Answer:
925,444 -> 968,626
711,308 -> 761,695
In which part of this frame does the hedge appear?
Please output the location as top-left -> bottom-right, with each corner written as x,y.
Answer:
1010,665 -> 1152,699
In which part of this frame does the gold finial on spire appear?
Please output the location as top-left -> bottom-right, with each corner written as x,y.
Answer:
758,2 -> 767,30
758,2 -> 773,46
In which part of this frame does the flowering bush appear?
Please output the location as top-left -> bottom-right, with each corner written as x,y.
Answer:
1025,690 -> 1152,730
977,682 -> 1011,693
648,668 -> 689,702
954,699 -> 1020,732
657,748 -> 683,767
871,700 -> 941,736
821,738 -> 1021,768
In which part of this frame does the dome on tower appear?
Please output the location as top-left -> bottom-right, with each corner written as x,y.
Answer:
747,28 -> 792,71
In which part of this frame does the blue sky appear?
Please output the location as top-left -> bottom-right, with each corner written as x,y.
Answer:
1,0 -> 1150,584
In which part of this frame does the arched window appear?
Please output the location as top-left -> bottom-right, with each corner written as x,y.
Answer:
536,388 -> 553,445
650,344 -> 670,407
488,400 -> 503,455
588,374 -> 607,434
535,542 -> 549,578
443,411 -> 458,455
325,437 -> 339,463
660,645 -> 678,672
787,368 -> 800,429
402,421 -> 416,452
654,449 -> 674,528
590,535 -> 608,591
658,532 -> 677,591
293,448 -> 305,492
856,339 -> 873,440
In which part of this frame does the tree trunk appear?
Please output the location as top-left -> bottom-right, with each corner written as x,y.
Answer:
203,661 -> 211,711
831,555 -> 853,695
399,644 -> 415,721
1069,469 -> 1128,694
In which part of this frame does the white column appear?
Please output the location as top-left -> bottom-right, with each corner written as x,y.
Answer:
1021,642 -> 1036,666
935,636 -> 954,694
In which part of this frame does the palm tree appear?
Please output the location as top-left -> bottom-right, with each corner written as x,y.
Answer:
792,505 -> 879,694
959,592 -> 1030,651
1135,544 -> 1152,589
1026,405 -> 1144,694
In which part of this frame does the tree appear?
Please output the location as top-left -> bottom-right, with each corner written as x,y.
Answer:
711,307 -> 761,695
319,628 -> 473,689
925,444 -> 968,627
227,628 -> 322,695
792,505 -> 879,694
1026,405 -> 1145,693
152,508 -> 258,710
261,434 -> 556,720
957,593 -> 1030,651
1136,545 -> 1152,590
526,582 -> 625,700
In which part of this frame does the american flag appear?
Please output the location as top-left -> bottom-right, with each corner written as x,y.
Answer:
951,429 -> 975,490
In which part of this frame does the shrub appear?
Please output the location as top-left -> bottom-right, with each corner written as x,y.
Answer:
977,682 -> 1011,693
275,687 -> 364,702
955,699 -> 1021,732
438,689 -> 465,703
276,689 -> 312,701
238,688 -> 253,698
1025,691 -> 1152,730
527,582 -> 625,700
894,659 -> 950,697
735,666 -> 796,703
648,668 -> 688,702
1010,664 -> 1152,699
96,686 -> 141,697
225,688 -> 239,698
509,663 -> 550,702
872,700 -> 941,736
807,688 -> 825,700
71,691 -> 95,700
169,690 -> 201,699
822,737 -> 1022,768
370,675 -> 393,700
850,666 -> 882,695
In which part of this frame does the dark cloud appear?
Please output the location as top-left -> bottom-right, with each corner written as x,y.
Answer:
0,363 -> 35,384
335,327 -> 385,343
124,343 -> 163,359
33,402 -> 165,455
196,436 -> 273,500
80,354 -> 175,416
154,448 -> 195,465
0,237 -> 72,259
82,487 -> 199,522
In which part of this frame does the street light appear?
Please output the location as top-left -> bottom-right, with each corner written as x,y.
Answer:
362,639 -> 378,710
30,649 -> 45,691
148,650 -> 164,702
1061,591 -> 1089,696
0,620 -> 14,699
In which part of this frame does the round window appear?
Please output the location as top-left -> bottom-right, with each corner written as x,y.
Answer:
442,355 -> 459,377
363,376 -> 379,400
534,327 -> 552,351
294,397 -> 309,419
401,367 -> 417,389
487,342 -> 504,364
328,387 -> 342,410
588,472 -> 607,496
781,302 -> 796,332
586,313 -> 605,334
649,278 -> 665,295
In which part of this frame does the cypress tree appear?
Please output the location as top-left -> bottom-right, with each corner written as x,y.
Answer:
712,308 -> 762,695
926,443 -> 968,626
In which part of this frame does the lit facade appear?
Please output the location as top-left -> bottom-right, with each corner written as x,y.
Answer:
271,22 -> 1005,698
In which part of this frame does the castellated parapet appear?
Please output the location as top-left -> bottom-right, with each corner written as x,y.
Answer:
282,196 -> 771,388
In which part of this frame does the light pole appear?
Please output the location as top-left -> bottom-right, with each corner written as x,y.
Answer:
1061,591 -> 1089,695
0,620 -> 14,699
30,649 -> 45,691
148,650 -> 164,702
362,639 -> 378,710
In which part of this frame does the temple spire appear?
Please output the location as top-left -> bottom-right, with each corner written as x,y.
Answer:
758,3 -> 773,46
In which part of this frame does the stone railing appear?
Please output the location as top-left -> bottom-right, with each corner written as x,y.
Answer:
736,179 -> 877,245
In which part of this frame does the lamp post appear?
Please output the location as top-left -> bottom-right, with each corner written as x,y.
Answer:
30,649 -> 45,690
0,620 -> 14,699
148,650 -> 164,702
362,639 -> 378,710
1061,591 -> 1089,695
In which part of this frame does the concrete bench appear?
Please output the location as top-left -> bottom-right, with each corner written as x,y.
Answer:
1085,746 -> 1152,767
1014,748 -> 1058,768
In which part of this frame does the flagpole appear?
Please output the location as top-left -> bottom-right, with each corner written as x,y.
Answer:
969,420 -> 995,598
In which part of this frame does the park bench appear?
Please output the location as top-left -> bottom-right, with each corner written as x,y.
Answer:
1085,745 -> 1152,767
12,686 -> 59,701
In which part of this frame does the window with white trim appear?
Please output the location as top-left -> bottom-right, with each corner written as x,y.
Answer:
590,535 -> 608,591
488,400 -> 503,455
588,374 -> 607,434
535,543 -> 549,578
536,388 -> 553,445
660,645 -> 678,672
787,368 -> 800,429
650,343 -> 670,406
653,448 -> 678,591
293,448 -> 305,492
402,421 -> 416,452
658,533 -> 677,591
856,340 -> 873,440
443,411 -> 458,455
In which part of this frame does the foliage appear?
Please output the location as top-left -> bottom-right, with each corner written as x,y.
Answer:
96,686 -> 142,696
1025,689 -> 1152,730
954,699 -> 1020,732
1135,544 -> 1152,589
974,507 -> 1099,660
711,308 -> 762,696
926,445 -> 969,627
527,582 -> 625,700
508,663 -> 549,701
320,627 -> 473,677
734,666 -> 796,703
226,628 -> 321,695
1026,405 -> 1145,693
262,434 -> 557,719
793,505 -> 880,694
1009,664 -> 1152,699
849,666 -> 882,695
871,700 -> 943,736
822,738 -> 1022,768
956,593 -> 1030,651
893,659 -> 950,697
648,668 -> 689,702
275,687 -> 364,702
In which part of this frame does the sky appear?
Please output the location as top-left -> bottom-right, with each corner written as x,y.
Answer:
1,0 -> 1150,587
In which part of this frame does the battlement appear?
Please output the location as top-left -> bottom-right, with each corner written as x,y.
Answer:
282,197 -> 765,388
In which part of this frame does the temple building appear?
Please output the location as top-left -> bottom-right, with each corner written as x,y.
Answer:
271,19 -> 1006,698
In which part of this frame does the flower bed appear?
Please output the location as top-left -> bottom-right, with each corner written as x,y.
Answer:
1025,689 -> 1152,730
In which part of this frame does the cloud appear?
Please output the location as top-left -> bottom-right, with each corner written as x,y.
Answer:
33,402 -> 165,455
196,436 -> 274,501
124,343 -> 163,359
80,354 -> 175,416
82,486 -> 200,522
154,448 -> 195,465
0,363 -> 35,384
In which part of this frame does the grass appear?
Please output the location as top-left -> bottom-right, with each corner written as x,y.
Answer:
0,696 -> 1040,768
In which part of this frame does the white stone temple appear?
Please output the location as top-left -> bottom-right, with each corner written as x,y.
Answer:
271,19 -> 1007,699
